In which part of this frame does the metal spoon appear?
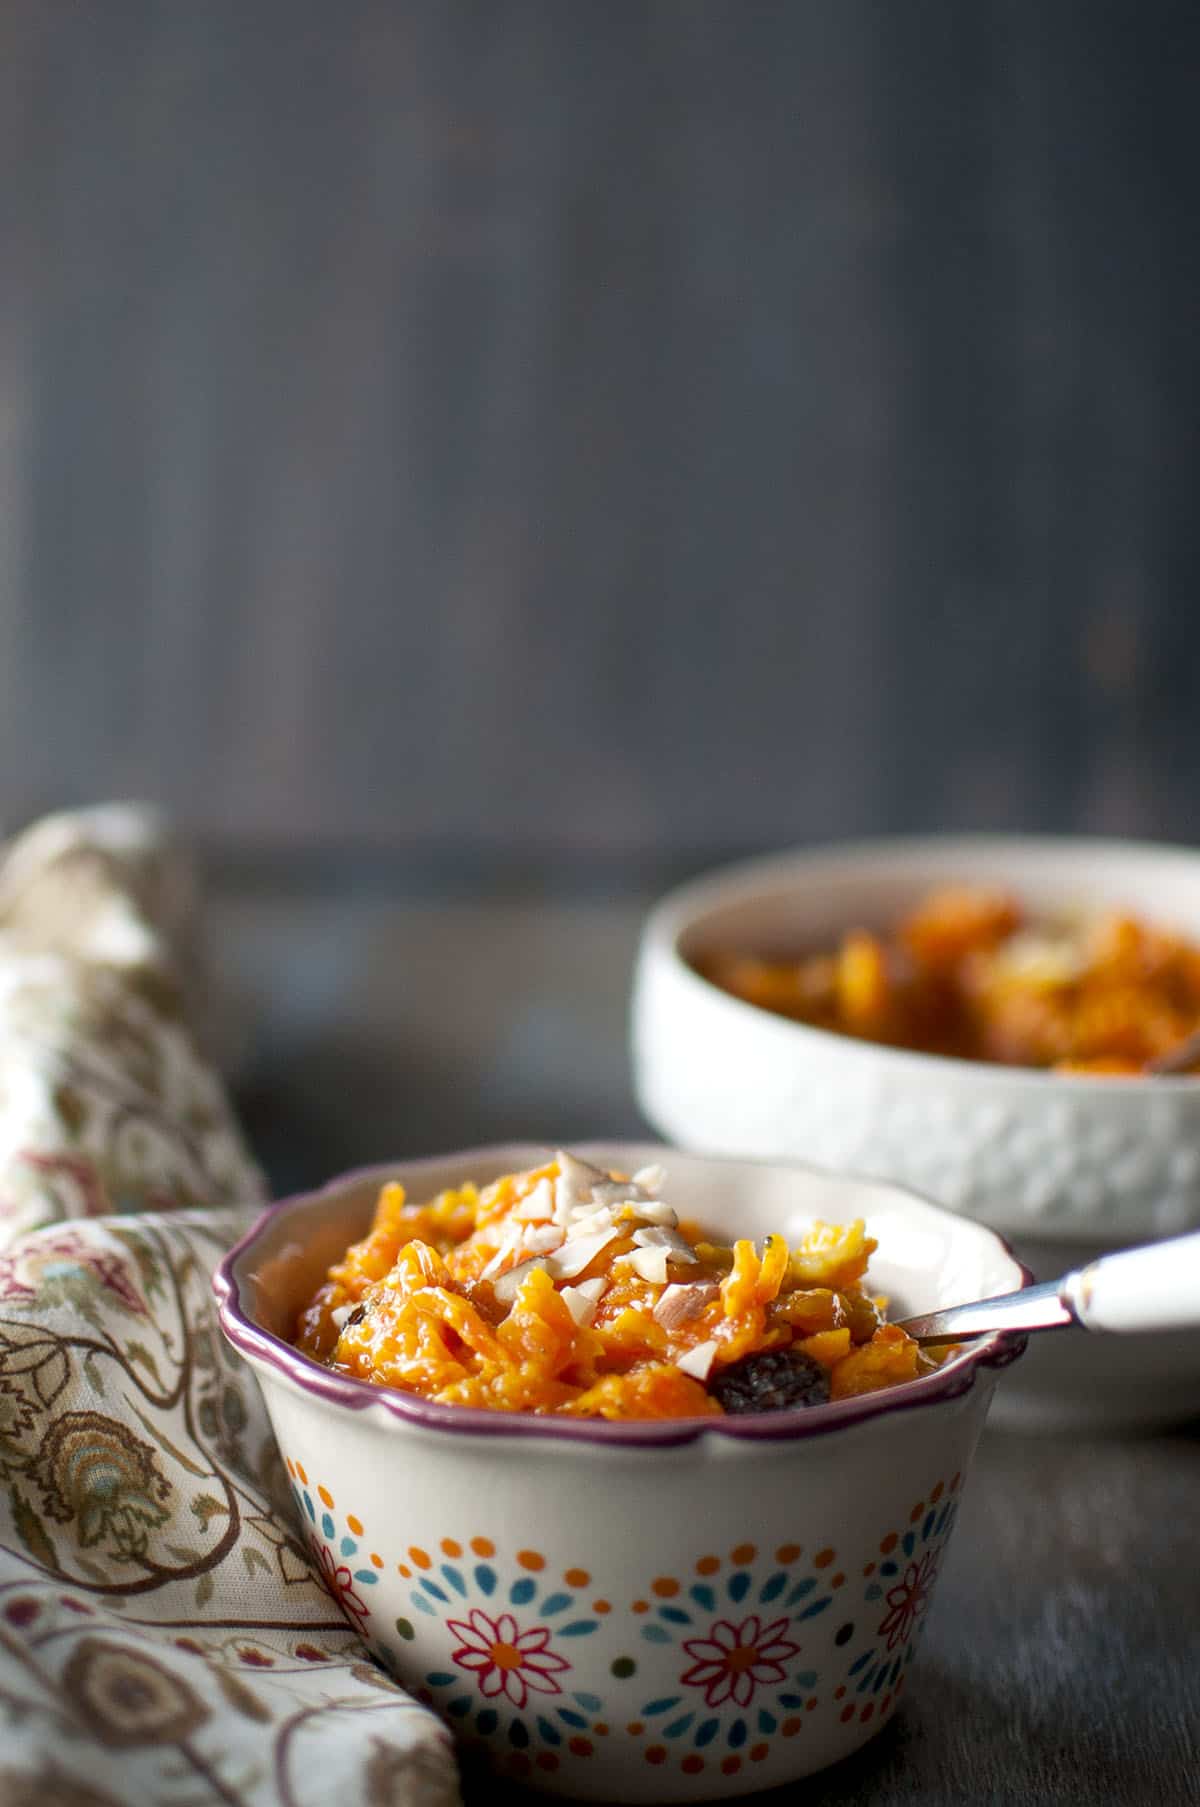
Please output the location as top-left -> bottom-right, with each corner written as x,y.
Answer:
897,1229 -> 1200,1343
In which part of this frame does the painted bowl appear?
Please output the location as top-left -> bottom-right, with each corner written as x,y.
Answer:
631,835 -> 1200,1429
214,1142 -> 1027,1802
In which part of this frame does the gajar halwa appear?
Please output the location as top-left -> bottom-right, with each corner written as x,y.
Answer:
294,1153 -> 936,1419
696,887 -> 1200,1076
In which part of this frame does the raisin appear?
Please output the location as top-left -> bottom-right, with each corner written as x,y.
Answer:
345,1304 -> 367,1329
708,1348 -> 831,1414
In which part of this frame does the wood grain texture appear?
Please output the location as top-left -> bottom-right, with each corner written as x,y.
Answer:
3,2 -> 1200,857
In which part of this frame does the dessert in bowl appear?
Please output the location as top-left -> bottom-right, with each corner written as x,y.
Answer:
632,835 -> 1200,1427
291,1150 -> 953,1418
214,1143 -> 1026,1801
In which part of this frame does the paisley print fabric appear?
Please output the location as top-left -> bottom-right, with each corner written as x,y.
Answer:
0,808 -> 458,1805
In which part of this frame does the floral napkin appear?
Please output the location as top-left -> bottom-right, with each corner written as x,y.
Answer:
0,808 -> 459,1807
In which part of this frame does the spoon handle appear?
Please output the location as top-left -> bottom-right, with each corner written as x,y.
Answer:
897,1229 -> 1200,1342
1064,1230 -> 1200,1335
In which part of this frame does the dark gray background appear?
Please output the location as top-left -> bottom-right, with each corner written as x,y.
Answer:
5,0 -> 1199,867
6,15 -> 1199,1802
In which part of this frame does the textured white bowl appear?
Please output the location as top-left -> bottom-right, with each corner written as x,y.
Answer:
632,836 -> 1200,1429
215,1143 -> 1026,1801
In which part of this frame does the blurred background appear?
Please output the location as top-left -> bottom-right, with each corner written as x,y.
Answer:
3,0 -> 1199,1185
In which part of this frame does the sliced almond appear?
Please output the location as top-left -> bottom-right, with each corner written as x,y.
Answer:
566,1203 -> 617,1236
522,1223 -> 566,1256
572,1275 -> 608,1303
513,1178 -> 555,1222
553,1150 -> 604,1224
633,1163 -> 667,1193
629,1198 -> 678,1227
632,1225 -> 698,1263
480,1221 -> 524,1280
546,1226 -> 623,1281
561,1283 -> 601,1327
616,1245 -> 670,1285
492,1256 -> 549,1304
653,1280 -> 720,1330
676,1339 -> 718,1381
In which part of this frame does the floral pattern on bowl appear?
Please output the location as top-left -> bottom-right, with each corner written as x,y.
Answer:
285,1452 -> 965,1790
220,1142 -> 1026,1800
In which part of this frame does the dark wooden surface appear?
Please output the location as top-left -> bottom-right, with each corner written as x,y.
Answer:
5,0 -> 1200,859
221,877 -> 1200,1807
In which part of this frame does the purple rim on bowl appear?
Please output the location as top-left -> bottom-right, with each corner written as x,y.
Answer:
213,1159 -> 1032,1452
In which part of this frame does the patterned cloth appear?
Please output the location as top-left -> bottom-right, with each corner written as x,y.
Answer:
0,809 -> 459,1806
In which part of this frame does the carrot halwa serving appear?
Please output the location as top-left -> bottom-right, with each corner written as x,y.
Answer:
696,886 -> 1200,1076
294,1153 -> 938,1419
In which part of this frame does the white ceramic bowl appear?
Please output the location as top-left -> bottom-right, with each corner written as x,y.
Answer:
215,1143 -> 1027,1802
632,835 -> 1200,1429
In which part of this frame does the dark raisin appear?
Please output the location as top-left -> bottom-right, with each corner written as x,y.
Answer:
345,1304 -> 367,1329
708,1348 -> 831,1414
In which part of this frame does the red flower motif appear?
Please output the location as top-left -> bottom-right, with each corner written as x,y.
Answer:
315,1542 -> 371,1625
877,1549 -> 941,1651
0,1228 -> 146,1315
448,1608 -> 570,1710
679,1614 -> 802,1709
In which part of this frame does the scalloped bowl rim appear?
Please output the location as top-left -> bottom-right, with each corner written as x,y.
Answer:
213,1142 -> 1030,1452
646,832 -> 1200,1094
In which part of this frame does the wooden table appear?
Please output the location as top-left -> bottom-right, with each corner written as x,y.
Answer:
222,880 -> 1200,1806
